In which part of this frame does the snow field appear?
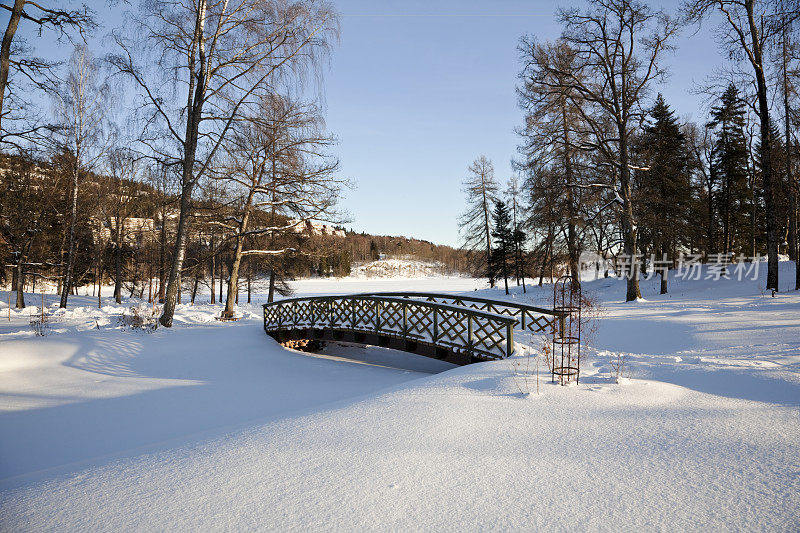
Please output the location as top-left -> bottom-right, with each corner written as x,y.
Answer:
1,262 -> 799,530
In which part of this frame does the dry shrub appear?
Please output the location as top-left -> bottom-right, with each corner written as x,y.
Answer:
119,304 -> 160,332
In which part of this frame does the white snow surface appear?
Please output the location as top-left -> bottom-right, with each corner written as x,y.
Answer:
1,265 -> 799,531
349,258 -> 453,278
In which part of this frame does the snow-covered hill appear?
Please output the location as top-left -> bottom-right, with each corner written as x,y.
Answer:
1,262 -> 799,530
350,258 -> 454,279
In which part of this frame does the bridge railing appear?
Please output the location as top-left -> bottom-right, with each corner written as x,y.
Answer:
361,292 -> 564,335
263,294 -> 519,360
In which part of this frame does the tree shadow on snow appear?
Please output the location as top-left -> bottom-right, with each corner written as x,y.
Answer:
0,324 -> 431,489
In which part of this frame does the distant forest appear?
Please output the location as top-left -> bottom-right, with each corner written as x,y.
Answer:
459,0 -> 800,299
0,153 -> 469,305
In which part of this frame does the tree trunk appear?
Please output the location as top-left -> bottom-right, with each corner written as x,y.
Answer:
782,23 -> 798,286
0,0 -> 23,134
224,192 -> 254,317
747,0 -> 779,291
15,257 -> 24,308
158,0 -> 208,326
224,238 -> 245,317
114,221 -> 123,303
751,180 -> 757,259
191,272 -> 199,304
158,208 -> 166,303
723,171 -> 731,259
268,269 -> 276,303
60,165 -> 80,308
96,245 -> 104,308
707,169 -> 716,255
482,189 -> 494,287
159,185 -> 192,326
562,102 -> 580,288
539,225 -> 553,287
210,233 -> 216,304
502,254 -> 509,295
619,134 -> 642,302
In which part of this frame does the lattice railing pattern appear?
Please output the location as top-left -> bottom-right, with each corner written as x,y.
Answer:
263,294 -> 520,360
365,292 -> 563,335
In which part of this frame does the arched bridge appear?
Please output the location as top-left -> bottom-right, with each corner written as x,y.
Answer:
263,292 -> 564,365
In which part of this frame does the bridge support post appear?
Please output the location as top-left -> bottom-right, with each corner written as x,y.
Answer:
433,308 -> 438,344
506,322 -> 514,359
467,314 -> 473,359
402,302 -> 408,340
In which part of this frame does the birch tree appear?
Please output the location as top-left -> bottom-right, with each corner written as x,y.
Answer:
54,44 -> 110,308
215,94 -> 343,318
109,0 -> 339,327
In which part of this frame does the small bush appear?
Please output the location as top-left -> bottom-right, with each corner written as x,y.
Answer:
119,304 -> 160,332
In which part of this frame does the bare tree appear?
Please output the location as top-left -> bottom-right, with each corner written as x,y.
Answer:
103,148 -> 141,303
506,175 -> 527,291
685,0 -> 800,291
0,1 -> 95,149
517,38 -> 591,286
215,94 -> 343,317
777,3 -> 799,289
459,156 -> 499,286
109,0 -> 339,327
53,44 -> 110,308
545,0 -> 680,301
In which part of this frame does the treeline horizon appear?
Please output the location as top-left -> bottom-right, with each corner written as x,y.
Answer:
0,151 -> 471,307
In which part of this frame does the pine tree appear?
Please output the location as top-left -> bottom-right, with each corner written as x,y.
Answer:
637,94 -> 689,294
489,201 -> 513,295
708,84 -> 750,257
512,226 -> 527,293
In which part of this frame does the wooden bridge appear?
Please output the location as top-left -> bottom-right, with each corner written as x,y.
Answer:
263,292 -> 564,365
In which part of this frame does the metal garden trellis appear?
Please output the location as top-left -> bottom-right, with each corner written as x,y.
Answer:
553,275 -> 582,384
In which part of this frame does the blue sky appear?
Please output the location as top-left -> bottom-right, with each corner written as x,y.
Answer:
14,0 -> 725,246
325,0 -> 722,246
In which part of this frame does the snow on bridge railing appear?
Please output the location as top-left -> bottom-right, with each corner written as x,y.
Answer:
263,294 -> 521,361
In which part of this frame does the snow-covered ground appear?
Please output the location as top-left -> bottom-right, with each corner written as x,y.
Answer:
1,265 -> 799,530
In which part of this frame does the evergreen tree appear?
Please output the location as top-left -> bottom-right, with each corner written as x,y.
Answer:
489,201 -> 513,295
512,226 -> 527,293
708,84 -> 750,257
637,94 -> 689,294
